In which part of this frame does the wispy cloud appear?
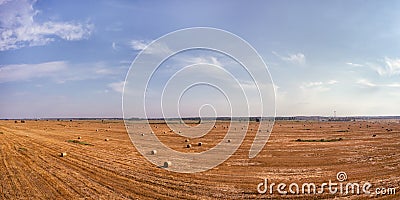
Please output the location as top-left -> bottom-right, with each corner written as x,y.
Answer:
300,80 -> 338,91
346,62 -> 363,67
357,79 -> 400,88
378,57 -> 400,76
357,79 -> 377,87
327,80 -> 338,85
130,39 -> 172,55
0,61 -> 127,83
0,61 -> 67,83
178,55 -> 222,67
108,81 -> 125,93
0,0 -> 93,51
112,42 -> 117,50
130,40 -> 149,51
365,57 -> 400,76
272,51 -> 306,65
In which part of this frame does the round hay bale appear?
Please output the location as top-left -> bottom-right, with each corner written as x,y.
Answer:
227,139 -> 231,143
105,138 -> 109,141
198,142 -> 202,146
164,161 -> 171,168
186,144 -> 192,148
96,129 -> 99,132
60,152 -> 67,157
151,150 -> 157,155
185,139 -> 189,142
78,136 -> 81,139
141,133 -> 145,136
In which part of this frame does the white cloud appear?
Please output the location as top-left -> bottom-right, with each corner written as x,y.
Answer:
303,81 -> 323,87
357,79 -> 377,87
0,0 -> 93,51
112,42 -> 117,50
130,40 -> 148,51
327,80 -> 338,85
346,62 -> 363,67
383,57 -> 400,76
367,57 -> 400,76
108,81 -> 125,93
130,39 -> 172,55
386,83 -> 400,88
300,80 -> 338,91
0,61 -> 128,83
272,51 -> 306,65
0,61 -> 67,83
357,79 -> 400,88
182,56 -> 222,67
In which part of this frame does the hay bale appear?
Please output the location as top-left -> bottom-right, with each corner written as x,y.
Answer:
198,142 -> 202,146
141,133 -> 145,136
104,138 -> 109,141
164,161 -> 171,168
60,152 -> 67,157
151,150 -> 157,155
78,136 -> 81,139
96,129 -> 99,132
227,139 -> 231,143
372,134 -> 376,137
186,144 -> 192,148
21,120 -> 25,123
185,139 -> 189,142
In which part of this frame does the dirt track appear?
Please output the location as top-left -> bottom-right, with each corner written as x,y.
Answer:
0,120 -> 399,199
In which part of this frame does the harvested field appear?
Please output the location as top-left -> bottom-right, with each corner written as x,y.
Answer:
0,120 -> 399,199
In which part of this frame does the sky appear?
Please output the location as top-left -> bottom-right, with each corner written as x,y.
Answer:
1,0 -> 400,118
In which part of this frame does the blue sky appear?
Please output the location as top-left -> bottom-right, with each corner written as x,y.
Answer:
1,0 -> 400,118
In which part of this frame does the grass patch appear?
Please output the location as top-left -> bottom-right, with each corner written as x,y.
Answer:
335,130 -> 349,132
67,140 -> 93,146
295,138 -> 343,142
